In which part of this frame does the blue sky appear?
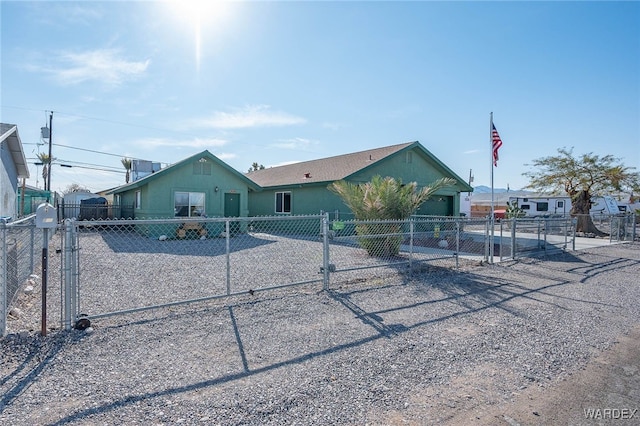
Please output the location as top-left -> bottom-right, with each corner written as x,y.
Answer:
1,0 -> 639,194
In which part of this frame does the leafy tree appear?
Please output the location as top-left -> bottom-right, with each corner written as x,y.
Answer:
62,183 -> 92,194
36,152 -> 55,191
121,157 -> 132,183
248,162 -> 265,172
522,147 -> 640,235
329,175 -> 455,256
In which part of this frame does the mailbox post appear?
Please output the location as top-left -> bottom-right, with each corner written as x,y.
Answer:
35,203 -> 56,336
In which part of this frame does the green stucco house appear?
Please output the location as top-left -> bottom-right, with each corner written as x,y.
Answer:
245,141 -> 473,218
107,150 -> 260,221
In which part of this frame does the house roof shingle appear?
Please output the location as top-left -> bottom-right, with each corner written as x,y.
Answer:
107,150 -> 260,194
245,142 -> 417,187
245,141 -> 473,191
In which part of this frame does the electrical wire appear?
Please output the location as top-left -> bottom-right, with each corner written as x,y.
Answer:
57,164 -> 126,174
51,142 -> 166,164
54,159 -> 126,172
26,157 -> 127,174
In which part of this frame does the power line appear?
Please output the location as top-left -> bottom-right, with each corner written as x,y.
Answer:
57,164 -> 126,174
54,159 -> 125,172
52,142 -> 165,163
26,157 -> 126,174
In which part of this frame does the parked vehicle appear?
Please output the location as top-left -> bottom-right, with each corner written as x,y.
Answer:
508,196 -> 571,217
508,195 -> 622,217
590,196 -> 622,215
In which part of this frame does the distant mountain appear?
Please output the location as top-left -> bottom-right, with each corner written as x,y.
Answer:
473,185 -> 510,194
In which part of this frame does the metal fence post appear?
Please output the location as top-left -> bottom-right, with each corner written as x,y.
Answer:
543,218 -> 548,254
609,216 -> 614,244
510,218 -> 516,260
455,220 -> 460,269
484,218 -> 489,262
537,220 -> 541,249
63,219 -> 74,330
71,221 -> 79,325
408,218 -> 414,273
1,220 -> 6,337
322,214 -> 330,290
73,222 -> 80,321
225,219 -> 231,295
41,227 -> 49,336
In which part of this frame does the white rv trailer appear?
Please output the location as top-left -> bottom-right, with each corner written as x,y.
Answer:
508,195 -> 622,217
590,196 -> 622,215
508,196 -> 571,217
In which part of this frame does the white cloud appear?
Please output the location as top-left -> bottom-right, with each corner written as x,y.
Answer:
271,137 -> 317,150
29,48 -> 150,87
136,137 -> 228,149
193,105 -> 306,129
463,149 -> 482,154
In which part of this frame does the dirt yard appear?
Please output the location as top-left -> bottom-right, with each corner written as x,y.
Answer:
444,326 -> 640,425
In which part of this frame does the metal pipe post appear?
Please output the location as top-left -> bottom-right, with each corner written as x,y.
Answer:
41,228 -> 48,336
322,214 -> 330,290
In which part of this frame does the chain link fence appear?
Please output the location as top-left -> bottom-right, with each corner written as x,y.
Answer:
496,216 -> 576,260
2,212 -> 636,335
586,213 -> 638,242
326,216 -> 488,279
59,215 -> 491,328
0,215 -> 44,335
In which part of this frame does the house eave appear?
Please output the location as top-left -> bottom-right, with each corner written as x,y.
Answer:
0,124 -> 30,178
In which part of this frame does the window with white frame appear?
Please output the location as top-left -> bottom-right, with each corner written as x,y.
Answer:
174,191 -> 205,217
275,191 -> 291,213
135,191 -> 141,209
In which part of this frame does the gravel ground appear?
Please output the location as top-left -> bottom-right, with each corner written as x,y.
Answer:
1,243 -> 639,425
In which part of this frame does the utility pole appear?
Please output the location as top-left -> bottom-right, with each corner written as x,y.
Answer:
46,111 -> 53,195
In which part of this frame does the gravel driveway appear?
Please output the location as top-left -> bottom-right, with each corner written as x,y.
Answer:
1,243 -> 639,425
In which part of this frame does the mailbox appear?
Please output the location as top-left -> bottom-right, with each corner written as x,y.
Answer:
36,203 -> 57,228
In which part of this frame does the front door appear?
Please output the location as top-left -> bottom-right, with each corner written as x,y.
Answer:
224,193 -> 240,217
224,193 -> 241,235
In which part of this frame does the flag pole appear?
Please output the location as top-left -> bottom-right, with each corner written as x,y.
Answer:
489,112 -> 495,263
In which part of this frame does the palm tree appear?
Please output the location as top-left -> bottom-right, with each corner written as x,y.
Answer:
330,175 -> 455,220
36,152 -> 54,190
248,162 -> 265,172
329,175 -> 455,256
121,157 -> 132,183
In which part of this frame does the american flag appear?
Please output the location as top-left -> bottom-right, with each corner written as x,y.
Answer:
492,123 -> 503,166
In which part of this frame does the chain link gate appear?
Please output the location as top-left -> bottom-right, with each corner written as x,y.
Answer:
1,216 -> 42,337
61,215 -> 329,327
